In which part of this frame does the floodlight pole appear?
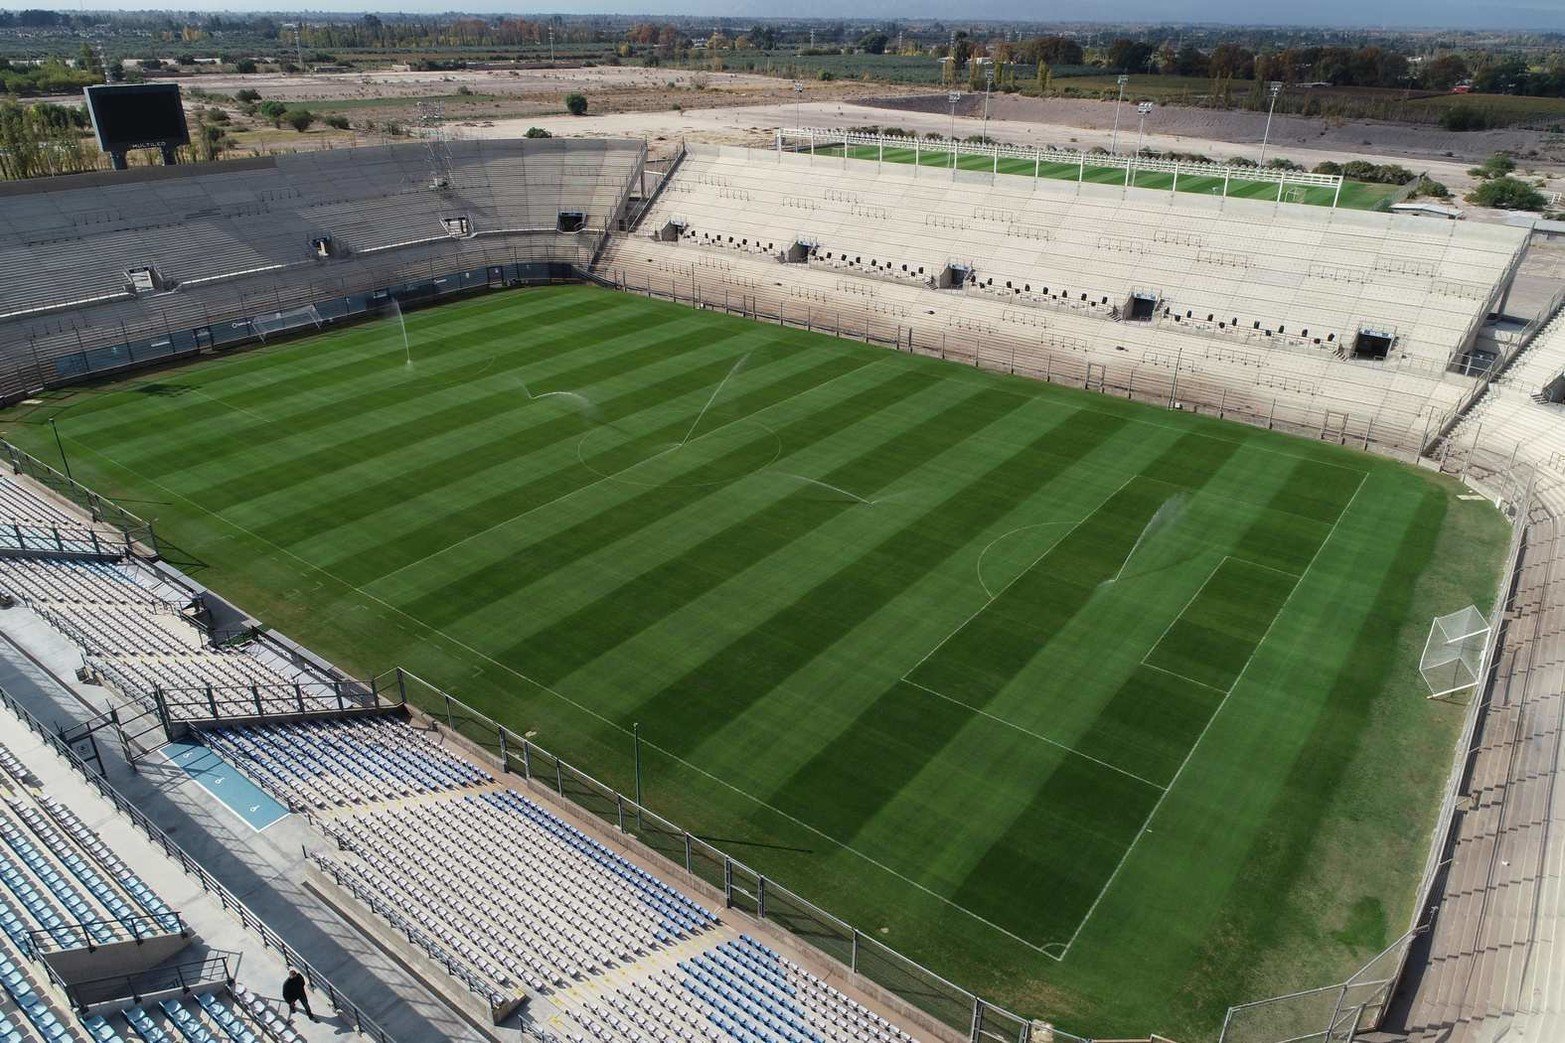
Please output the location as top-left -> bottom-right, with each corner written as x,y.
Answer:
47,418 -> 71,482
1259,82 -> 1282,166
792,80 -> 803,131
981,70 -> 993,142
1131,102 -> 1153,188
947,90 -> 961,178
1109,74 -> 1129,154
633,721 -> 643,829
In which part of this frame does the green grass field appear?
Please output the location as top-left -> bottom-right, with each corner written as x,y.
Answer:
814,143 -> 1402,210
0,286 -> 1508,1039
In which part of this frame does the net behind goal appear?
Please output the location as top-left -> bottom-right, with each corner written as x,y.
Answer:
252,304 -> 324,341
1420,605 -> 1490,698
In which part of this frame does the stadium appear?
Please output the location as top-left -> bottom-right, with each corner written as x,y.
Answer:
0,81 -> 1559,1043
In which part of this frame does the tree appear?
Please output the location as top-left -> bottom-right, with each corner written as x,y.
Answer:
257,99 -> 288,125
1468,152 -> 1516,178
856,32 -> 889,55
285,109 -> 315,132
233,58 -> 257,74
1467,176 -> 1547,211
1106,38 -> 1155,73
1422,54 -> 1468,90
235,88 -> 260,103
524,126 -> 552,138
564,92 -> 587,115
1173,43 -> 1208,77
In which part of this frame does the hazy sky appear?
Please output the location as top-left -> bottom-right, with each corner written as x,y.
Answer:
3,0 -> 1563,30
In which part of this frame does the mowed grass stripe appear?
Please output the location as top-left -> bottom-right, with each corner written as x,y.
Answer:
393,367 -> 946,626
324,352 -> 878,584
180,318 -> 761,514
114,299 -> 675,477
625,406 -> 1129,766
497,384 -> 1034,681
1144,558 -> 1297,692
246,325 -> 803,544
905,430 -> 1241,709
60,289 -> 624,452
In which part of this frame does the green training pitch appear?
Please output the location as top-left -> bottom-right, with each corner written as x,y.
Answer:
820,143 -> 1403,210
1,285 -> 1508,1039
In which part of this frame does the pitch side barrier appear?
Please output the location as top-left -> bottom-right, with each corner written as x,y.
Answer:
383,667 -> 1069,1043
0,440 -> 157,557
778,127 -> 1346,207
39,260 -> 581,394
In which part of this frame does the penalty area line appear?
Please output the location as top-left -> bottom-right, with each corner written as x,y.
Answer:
1050,471 -> 1369,962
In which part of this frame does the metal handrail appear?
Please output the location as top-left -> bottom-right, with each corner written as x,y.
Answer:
0,682 -> 400,1043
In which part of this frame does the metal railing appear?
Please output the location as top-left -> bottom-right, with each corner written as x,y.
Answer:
598,260 -> 1449,465
28,911 -> 187,954
151,678 -> 395,731
0,681 -> 400,1043
0,440 -> 157,556
778,128 -> 1345,203
61,951 -> 240,1013
396,668 -> 1067,1043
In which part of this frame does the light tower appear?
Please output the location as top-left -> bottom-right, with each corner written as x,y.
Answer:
947,90 -> 962,176
1135,101 -> 1154,156
1109,73 -> 1129,154
1259,81 -> 1283,165
792,80 -> 803,129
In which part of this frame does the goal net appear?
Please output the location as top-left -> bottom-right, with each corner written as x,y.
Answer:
252,304 -> 324,341
1420,605 -> 1490,698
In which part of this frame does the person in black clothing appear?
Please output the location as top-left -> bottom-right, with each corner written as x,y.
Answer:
283,969 -> 316,1022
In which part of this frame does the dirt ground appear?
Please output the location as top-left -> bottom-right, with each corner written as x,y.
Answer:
445,98 -> 1564,222
81,64 -> 1561,226
881,92 -> 1565,167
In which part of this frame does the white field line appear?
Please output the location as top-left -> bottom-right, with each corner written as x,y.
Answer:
901,473 -> 1138,679
973,522 -> 1074,599
1138,660 -> 1230,696
1049,470 -> 1369,962
900,676 -> 1166,791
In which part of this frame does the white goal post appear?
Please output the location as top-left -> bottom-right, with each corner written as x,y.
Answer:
252,304 -> 324,342
1420,605 -> 1490,699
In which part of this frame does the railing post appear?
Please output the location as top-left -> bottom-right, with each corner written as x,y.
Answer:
684,832 -> 692,873
723,858 -> 734,907
970,996 -> 983,1042
521,739 -> 532,779
498,728 -> 509,772
443,693 -> 454,729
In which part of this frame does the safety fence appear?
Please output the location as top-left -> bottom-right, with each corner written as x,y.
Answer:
597,260 -> 1452,466
393,668 -> 1067,1043
41,256 -> 582,391
0,681 -> 401,1043
777,127 -> 1345,205
0,440 -> 157,556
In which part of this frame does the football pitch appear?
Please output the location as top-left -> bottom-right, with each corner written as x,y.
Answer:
1,285 -> 1508,1038
815,143 -> 1404,210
